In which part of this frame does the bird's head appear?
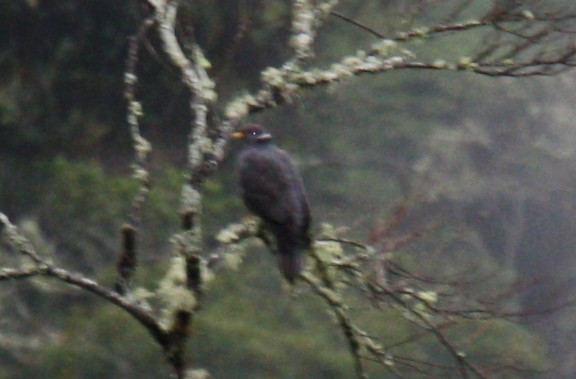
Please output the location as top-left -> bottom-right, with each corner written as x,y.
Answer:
231,124 -> 272,144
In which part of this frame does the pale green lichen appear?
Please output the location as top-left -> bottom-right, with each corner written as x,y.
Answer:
413,27 -> 429,38
202,89 -> 218,103
318,222 -> 338,238
372,39 -> 398,56
124,72 -> 137,85
400,48 -> 415,58
179,184 -> 202,215
298,71 -> 317,85
195,136 -> 213,155
132,167 -> 149,181
384,353 -> 394,367
395,32 -> 409,41
432,59 -> 447,69
185,368 -> 211,379
399,287 -> 415,300
317,284 -> 343,304
314,240 -> 344,262
317,0 -> 339,15
359,60 -> 382,72
127,287 -> 154,311
224,98 -> 250,120
310,224 -> 347,282
147,0 -> 163,9
221,250 -> 243,271
522,10 -> 535,20
342,56 -> 363,68
160,286 -> 198,331
291,0 -> 315,58
159,255 -> 188,290
389,56 -> 406,66
318,70 -> 339,81
134,135 -> 151,156
417,290 -> 438,304
330,63 -> 353,78
242,94 -> 258,107
130,101 -> 143,117
261,67 -> 285,87
216,228 -> 239,244
194,48 -> 212,69
457,56 -> 479,70
364,55 -> 383,65
215,219 -> 258,243
290,33 -> 313,52
283,83 -> 301,96
158,254 -> 199,330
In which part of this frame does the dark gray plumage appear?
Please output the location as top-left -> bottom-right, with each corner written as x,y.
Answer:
232,124 -> 311,282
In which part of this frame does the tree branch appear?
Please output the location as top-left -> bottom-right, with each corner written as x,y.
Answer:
0,213 -> 166,347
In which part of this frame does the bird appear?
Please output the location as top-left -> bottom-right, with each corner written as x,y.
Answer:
231,124 -> 311,283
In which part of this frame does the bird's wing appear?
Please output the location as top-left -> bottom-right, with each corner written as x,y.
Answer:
239,147 -> 303,226
283,157 -> 311,233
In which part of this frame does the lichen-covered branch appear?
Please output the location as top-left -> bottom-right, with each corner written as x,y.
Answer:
0,267 -> 45,281
301,269 -> 369,379
290,0 -> 339,61
116,14 -> 155,295
153,0 -> 215,263
207,201 -> 549,378
138,1 -> 232,376
307,207 -> 554,379
225,2 -> 576,122
0,213 -> 165,346
124,16 -> 155,228
0,213 -> 44,265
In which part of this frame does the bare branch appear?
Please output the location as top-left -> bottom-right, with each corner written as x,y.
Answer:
330,10 -> 385,39
301,267 -> 369,379
0,267 -> 45,281
290,1 -> 339,62
124,14 -> 155,228
116,12 -> 156,295
224,3 -> 576,122
115,224 -> 138,295
0,213 -> 165,347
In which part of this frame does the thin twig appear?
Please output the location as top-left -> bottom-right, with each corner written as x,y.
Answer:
330,11 -> 384,38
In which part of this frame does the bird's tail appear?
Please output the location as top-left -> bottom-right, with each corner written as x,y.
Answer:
277,250 -> 304,283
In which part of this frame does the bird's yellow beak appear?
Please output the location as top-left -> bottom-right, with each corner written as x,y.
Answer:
231,131 -> 244,139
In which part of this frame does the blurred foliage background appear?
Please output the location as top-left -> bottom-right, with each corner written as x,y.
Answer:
1,0 -> 576,378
